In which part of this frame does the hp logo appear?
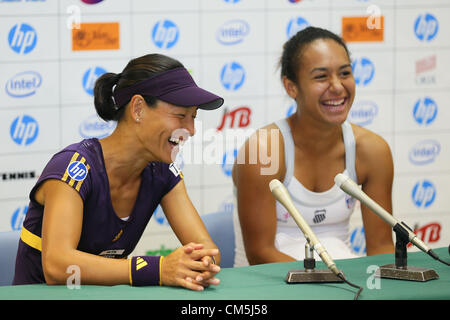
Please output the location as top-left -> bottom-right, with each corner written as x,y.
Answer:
82,66 -> 107,96
412,180 -> 436,208
352,57 -> 375,86
350,226 -> 366,255
286,103 -> 296,117
68,161 -> 88,181
153,205 -> 170,226
10,115 -> 39,146
220,62 -> 245,91
11,205 -> 28,231
414,13 -> 438,42
8,23 -> 37,55
152,20 -> 179,49
413,97 -> 438,126
222,149 -> 237,177
286,17 -> 309,38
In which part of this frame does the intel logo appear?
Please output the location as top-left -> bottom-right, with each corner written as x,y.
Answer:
348,100 -> 378,126
409,140 -> 440,165
6,71 -> 42,98
79,114 -> 116,139
216,20 -> 249,45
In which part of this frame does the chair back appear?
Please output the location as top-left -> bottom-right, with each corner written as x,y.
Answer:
202,211 -> 235,268
0,231 -> 20,286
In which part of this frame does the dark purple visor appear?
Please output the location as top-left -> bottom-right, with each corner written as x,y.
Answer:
113,67 -> 224,110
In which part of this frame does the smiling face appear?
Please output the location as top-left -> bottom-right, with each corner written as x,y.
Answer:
133,97 -> 197,164
284,38 -> 355,126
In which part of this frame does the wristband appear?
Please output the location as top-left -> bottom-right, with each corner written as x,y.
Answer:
129,256 -> 163,286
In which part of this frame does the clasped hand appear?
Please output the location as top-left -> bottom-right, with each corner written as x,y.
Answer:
161,242 -> 221,291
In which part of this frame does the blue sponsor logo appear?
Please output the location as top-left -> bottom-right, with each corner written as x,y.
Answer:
67,161 -> 88,181
222,149 -> 237,177
220,62 -> 245,91
286,103 -> 296,117
412,180 -> 436,208
11,205 -> 28,231
153,205 -> 169,226
217,19 -> 249,45
79,114 -> 116,139
409,140 -> 440,165
152,19 -> 179,49
223,0 -> 241,3
348,100 -> 378,126
10,115 -> 39,146
349,226 -> 366,255
352,57 -> 375,86
218,197 -> 234,214
5,71 -> 42,98
413,97 -> 437,126
414,13 -> 438,42
82,66 -> 106,96
286,16 -> 309,38
8,23 -> 37,55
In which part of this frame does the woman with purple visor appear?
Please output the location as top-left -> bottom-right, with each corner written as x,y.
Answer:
13,54 -> 224,291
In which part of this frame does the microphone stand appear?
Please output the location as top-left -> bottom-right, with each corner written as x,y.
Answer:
375,223 -> 439,282
285,242 -> 344,283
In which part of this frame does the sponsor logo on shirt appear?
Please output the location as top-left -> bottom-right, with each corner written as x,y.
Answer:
61,152 -> 90,191
313,209 -> 327,224
169,163 -> 183,178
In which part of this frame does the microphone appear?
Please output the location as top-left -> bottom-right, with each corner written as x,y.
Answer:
334,173 -> 433,256
269,179 -> 341,276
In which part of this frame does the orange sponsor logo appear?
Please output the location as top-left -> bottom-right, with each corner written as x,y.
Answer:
72,22 -> 120,51
342,16 -> 384,42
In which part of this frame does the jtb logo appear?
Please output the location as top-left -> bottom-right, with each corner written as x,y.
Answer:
11,205 -> 28,231
68,161 -> 88,181
220,62 -> 245,91
82,66 -> 107,96
414,13 -> 438,42
286,17 -> 309,38
408,223 -> 441,248
8,23 -> 37,55
412,180 -> 436,208
216,106 -> 251,131
413,97 -> 438,126
352,57 -> 375,86
152,20 -> 179,49
10,115 -> 39,146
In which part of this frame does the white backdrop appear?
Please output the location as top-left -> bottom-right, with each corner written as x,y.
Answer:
0,0 -> 448,259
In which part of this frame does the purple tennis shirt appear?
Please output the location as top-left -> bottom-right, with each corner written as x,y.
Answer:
13,138 -> 182,285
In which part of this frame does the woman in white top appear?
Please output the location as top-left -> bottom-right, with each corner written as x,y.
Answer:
232,27 -> 394,266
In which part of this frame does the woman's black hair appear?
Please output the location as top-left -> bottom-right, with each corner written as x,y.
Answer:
280,26 -> 351,83
94,53 -> 184,121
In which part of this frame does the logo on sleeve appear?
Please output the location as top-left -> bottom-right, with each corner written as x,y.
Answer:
62,152 -> 91,191
169,163 -> 183,178
68,161 -> 88,181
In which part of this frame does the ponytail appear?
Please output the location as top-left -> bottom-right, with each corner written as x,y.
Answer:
94,72 -> 123,121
